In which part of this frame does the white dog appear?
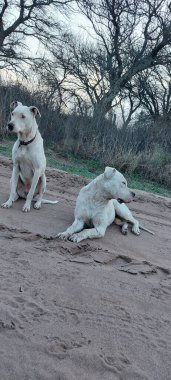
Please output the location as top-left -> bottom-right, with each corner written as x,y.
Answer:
2,101 -> 58,212
58,167 -> 154,243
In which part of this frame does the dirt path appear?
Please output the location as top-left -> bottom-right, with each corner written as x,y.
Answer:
0,157 -> 171,380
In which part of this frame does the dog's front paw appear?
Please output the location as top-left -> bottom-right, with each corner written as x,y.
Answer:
121,225 -> 128,235
22,202 -> 31,213
34,201 -> 41,210
1,200 -> 13,208
69,233 -> 83,243
132,225 -> 140,235
57,232 -> 70,241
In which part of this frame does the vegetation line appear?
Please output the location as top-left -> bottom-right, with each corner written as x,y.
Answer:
0,142 -> 171,198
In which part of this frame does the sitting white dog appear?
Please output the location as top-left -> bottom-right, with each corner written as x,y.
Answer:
2,101 -> 58,212
58,166 -> 154,243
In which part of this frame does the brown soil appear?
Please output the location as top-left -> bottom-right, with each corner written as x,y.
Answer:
0,157 -> 171,380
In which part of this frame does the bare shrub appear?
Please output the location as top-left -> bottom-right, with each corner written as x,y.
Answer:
0,79 -> 171,188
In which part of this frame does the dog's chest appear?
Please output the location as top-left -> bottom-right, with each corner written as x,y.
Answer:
15,146 -> 32,164
14,147 -> 34,176
87,199 -> 115,226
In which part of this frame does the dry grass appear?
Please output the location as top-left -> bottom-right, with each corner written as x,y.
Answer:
0,81 -> 171,189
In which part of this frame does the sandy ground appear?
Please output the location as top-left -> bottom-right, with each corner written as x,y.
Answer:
0,156 -> 171,380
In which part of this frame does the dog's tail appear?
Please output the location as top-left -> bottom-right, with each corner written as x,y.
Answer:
139,225 -> 155,235
41,199 -> 58,204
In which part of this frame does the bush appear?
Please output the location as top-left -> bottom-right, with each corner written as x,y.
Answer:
0,80 -> 171,188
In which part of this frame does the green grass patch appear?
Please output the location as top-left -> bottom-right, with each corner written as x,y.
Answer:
46,148 -> 103,178
128,175 -> 171,198
46,149 -> 171,198
0,142 -> 13,157
1,141 -> 171,198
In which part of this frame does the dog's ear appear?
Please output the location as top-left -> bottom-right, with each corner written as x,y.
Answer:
10,101 -> 22,110
30,106 -> 41,117
104,166 -> 116,179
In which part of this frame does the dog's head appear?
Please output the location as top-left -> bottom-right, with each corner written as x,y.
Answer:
7,101 -> 41,134
103,166 -> 135,202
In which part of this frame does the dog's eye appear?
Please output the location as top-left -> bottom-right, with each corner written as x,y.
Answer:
21,114 -> 25,119
122,181 -> 126,185
11,112 -> 13,116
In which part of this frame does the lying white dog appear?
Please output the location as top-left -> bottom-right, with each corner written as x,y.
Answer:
2,101 -> 58,212
58,167 -> 154,242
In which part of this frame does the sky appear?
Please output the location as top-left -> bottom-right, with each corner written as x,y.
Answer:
1,0 -> 169,121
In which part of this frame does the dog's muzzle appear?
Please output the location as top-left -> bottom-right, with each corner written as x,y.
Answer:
8,122 -> 14,131
118,192 -> 135,204
117,198 -> 124,204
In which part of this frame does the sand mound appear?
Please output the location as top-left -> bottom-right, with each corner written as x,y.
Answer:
0,157 -> 171,380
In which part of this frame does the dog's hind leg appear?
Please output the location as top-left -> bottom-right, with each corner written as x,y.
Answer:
58,219 -> 84,240
114,217 -> 129,235
34,174 -> 46,209
114,202 -> 140,235
23,169 -> 42,212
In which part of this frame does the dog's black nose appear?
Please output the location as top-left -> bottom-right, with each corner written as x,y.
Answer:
8,123 -> 14,131
131,191 -> 135,198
